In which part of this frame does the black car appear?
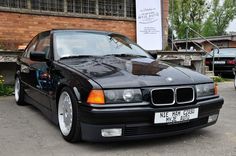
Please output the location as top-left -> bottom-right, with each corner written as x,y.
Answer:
15,30 -> 224,142
205,48 -> 236,75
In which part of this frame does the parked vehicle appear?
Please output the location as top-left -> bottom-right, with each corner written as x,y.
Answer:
205,48 -> 236,75
15,30 -> 224,142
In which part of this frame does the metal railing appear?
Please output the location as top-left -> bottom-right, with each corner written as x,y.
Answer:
185,26 -> 219,75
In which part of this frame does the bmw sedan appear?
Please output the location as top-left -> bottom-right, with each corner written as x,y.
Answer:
15,30 -> 224,142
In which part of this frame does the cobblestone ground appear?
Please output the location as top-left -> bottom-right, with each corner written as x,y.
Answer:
0,82 -> 235,156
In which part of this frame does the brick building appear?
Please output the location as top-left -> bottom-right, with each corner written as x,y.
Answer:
0,0 -> 169,50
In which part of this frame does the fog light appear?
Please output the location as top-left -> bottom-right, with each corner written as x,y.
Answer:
101,128 -> 122,137
208,114 -> 218,123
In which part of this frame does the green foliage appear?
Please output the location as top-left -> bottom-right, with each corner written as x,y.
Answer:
169,0 -> 236,39
211,76 -> 224,82
169,0 -> 209,39
203,0 -> 236,36
0,75 -> 14,96
202,16 -> 217,37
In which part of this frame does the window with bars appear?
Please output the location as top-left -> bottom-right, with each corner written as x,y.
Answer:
67,0 -> 96,14
0,0 -> 136,19
0,0 -> 27,9
98,0 -> 124,17
126,0 -> 135,18
31,0 -> 64,12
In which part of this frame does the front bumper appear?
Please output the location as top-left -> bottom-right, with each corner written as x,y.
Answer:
79,97 -> 224,142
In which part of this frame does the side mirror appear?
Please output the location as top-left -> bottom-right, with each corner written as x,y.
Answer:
148,51 -> 157,59
30,51 -> 48,62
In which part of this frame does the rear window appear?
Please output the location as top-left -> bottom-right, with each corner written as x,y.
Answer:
209,48 -> 236,56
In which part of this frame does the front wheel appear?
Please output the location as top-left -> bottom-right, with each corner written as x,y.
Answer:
58,87 -> 81,142
15,77 -> 26,106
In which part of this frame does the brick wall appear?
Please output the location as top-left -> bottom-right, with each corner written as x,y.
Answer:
202,42 -> 213,52
0,1 -> 169,50
229,41 -> 236,48
0,12 -> 137,50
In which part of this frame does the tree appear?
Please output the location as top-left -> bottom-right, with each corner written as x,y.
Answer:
169,0 -> 236,39
202,16 -> 217,37
203,0 -> 236,36
169,0 -> 209,39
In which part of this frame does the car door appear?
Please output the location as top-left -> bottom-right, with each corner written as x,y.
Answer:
19,35 -> 39,97
27,32 -> 52,110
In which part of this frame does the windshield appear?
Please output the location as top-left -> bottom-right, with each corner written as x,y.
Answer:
54,32 -> 150,60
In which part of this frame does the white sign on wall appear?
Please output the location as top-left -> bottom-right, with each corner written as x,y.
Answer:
136,0 -> 163,50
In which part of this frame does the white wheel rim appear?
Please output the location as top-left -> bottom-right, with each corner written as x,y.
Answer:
58,91 -> 73,136
15,78 -> 20,102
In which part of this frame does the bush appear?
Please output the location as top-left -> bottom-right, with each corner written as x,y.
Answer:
211,76 -> 224,83
0,75 -> 14,96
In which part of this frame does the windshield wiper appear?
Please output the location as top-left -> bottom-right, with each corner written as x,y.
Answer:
60,55 -> 96,60
60,54 -> 148,60
104,54 -> 147,58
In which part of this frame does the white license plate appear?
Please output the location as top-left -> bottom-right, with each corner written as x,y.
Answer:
154,108 -> 199,124
214,61 -> 225,64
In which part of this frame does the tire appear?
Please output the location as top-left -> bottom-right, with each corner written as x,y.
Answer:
58,87 -> 81,142
15,77 -> 26,106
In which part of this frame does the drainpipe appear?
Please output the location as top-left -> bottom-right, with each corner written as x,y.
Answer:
171,0 -> 174,51
186,28 -> 189,52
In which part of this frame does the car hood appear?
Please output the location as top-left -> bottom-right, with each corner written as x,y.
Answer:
59,56 -> 212,88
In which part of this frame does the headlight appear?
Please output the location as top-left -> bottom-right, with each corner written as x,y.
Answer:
195,83 -> 216,98
104,89 -> 142,103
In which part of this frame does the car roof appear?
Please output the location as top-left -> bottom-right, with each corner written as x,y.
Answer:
210,48 -> 236,53
49,29 -> 122,36
215,48 -> 236,53
218,48 -> 236,51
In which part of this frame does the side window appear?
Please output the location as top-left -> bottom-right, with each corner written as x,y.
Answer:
34,35 -> 50,55
23,36 -> 38,58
